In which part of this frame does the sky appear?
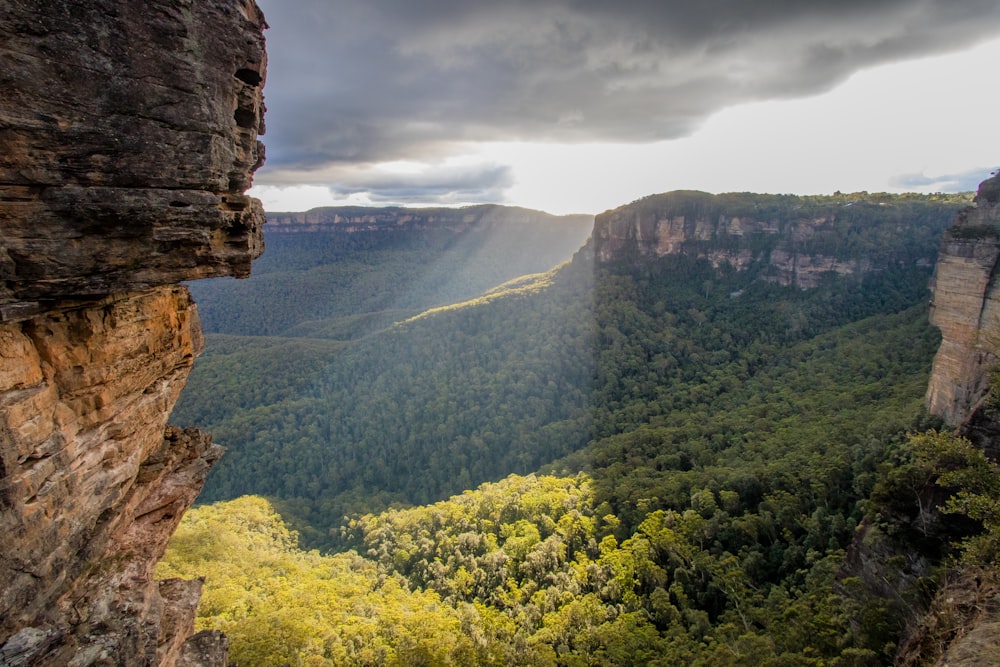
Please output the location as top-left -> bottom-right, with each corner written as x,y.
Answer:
249,0 -> 1000,215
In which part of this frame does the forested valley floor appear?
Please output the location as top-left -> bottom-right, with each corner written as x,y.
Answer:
163,194 -> 1000,665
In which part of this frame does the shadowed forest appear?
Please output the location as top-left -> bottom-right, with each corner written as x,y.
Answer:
163,193 -> 1000,665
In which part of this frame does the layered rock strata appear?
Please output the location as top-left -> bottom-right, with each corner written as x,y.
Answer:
925,172 -> 1000,426
890,171 -> 1000,667
0,0 -> 266,664
593,190 -> 948,289
0,0 -> 267,312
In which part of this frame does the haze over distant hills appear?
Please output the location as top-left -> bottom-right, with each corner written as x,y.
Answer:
188,204 -> 593,337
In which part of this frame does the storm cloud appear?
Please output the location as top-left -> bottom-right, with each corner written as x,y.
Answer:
892,167 -> 999,193
314,162 -> 516,205
254,0 -> 1000,201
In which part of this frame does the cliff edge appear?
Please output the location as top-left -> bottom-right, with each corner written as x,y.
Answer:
592,190 -> 961,289
925,172 -> 1000,428
0,1 -> 266,665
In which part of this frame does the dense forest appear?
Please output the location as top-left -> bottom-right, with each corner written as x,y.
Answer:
162,192 -> 999,665
158,429 -> 1000,665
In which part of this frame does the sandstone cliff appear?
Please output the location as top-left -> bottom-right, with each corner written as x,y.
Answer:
0,0 -> 266,314
592,190 -> 960,289
853,172 -> 1000,666
0,1 -> 266,665
925,172 -> 1000,427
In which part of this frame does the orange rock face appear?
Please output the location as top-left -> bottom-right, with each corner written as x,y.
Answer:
925,173 -> 1000,425
0,289 -> 224,664
0,0 -> 267,664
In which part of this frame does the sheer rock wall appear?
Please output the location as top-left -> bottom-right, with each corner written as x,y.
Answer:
592,190 -> 942,289
0,0 -> 266,313
925,173 -> 1000,426
0,1 -> 266,664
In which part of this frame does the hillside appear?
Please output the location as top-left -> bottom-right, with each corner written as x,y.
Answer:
159,188 -> 1000,665
172,192 -> 966,546
187,204 -> 593,337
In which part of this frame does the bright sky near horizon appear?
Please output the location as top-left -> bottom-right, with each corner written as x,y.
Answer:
249,2 -> 1000,216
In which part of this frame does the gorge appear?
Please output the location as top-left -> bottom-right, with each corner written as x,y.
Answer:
2,0 -> 1000,663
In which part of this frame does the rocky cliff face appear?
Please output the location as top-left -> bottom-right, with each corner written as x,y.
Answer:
266,204 -> 593,234
0,0 -> 266,313
592,190 -> 955,289
888,171 -> 1000,667
0,1 -> 266,664
925,172 -> 1000,427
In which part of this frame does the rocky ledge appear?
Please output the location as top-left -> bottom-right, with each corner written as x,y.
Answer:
0,0 -> 267,313
0,1 -> 267,665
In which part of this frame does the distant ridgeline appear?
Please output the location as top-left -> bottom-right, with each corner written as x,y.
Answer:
187,204 -> 594,337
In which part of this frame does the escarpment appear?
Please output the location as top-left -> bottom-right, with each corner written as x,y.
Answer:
0,1 -> 266,665
925,172 -> 1000,429
849,172 -> 1000,667
592,190 -> 962,289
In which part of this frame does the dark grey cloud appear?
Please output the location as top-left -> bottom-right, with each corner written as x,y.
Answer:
254,0 -> 1000,196
326,162 -> 515,205
891,167 -> 999,193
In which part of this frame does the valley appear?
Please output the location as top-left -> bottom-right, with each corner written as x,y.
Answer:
160,189 -> 1000,665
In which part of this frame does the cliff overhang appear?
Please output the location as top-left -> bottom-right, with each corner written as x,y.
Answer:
0,1 -> 267,664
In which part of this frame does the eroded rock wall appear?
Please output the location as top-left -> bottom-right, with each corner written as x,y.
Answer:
925,173 -> 1000,426
0,0 -> 266,311
0,289 -> 220,664
0,1 -> 266,664
592,190 -> 949,289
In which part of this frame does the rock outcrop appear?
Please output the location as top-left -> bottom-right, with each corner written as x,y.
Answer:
875,172 -> 1000,666
925,172 -> 1000,427
0,0 -> 266,314
0,1 -> 266,664
592,190 -> 959,289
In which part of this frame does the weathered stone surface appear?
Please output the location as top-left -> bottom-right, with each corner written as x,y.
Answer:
0,0 -> 267,307
0,1 -> 267,663
156,577 -> 205,666
175,631 -> 228,667
925,173 -> 1000,425
0,288 -> 223,664
0,627 -> 63,667
592,190 -> 947,289
896,566 -> 1000,667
